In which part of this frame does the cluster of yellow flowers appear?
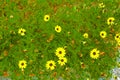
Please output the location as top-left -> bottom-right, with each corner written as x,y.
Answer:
82,16 -> 115,59
18,14 -> 61,37
44,14 -> 67,70
43,15 -> 67,70
107,17 -> 120,46
17,5 -> 118,71
82,16 -> 116,59
55,47 -> 67,66
89,16 -> 116,59
44,14 -> 62,33
18,14 -> 63,71
46,47 -> 67,70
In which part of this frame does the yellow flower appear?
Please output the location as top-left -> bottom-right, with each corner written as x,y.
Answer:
46,60 -> 56,70
44,15 -> 50,22
107,17 -> 115,25
90,48 -> 100,59
55,47 -> 66,58
99,3 -> 105,8
115,33 -> 120,41
55,25 -> 62,33
58,57 -> 67,66
113,75 -> 118,80
117,40 -> 120,46
18,60 -> 27,70
100,31 -> 107,38
83,33 -> 88,38
18,28 -> 26,36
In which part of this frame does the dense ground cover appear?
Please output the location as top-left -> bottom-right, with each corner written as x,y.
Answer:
0,0 -> 120,80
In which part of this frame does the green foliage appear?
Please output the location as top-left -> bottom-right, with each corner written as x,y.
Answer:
0,0 -> 120,80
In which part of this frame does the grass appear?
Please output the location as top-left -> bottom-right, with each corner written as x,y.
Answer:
0,0 -> 120,80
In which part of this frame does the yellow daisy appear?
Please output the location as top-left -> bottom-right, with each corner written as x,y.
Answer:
99,3 -> 105,8
44,15 -> 50,22
113,75 -> 118,80
55,25 -> 62,33
55,47 -> 66,58
117,40 -> 120,46
83,33 -> 88,38
90,48 -> 100,59
18,28 -> 26,36
58,57 -> 67,66
18,60 -> 27,70
107,17 -> 115,25
115,33 -> 120,41
100,31 -> 107,38
46,60 -> 56,70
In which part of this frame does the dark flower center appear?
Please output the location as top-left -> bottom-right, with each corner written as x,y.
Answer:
109,19 -> 112,22
61,59 -> 64,62
117,36 -> 119,38
21,31 -> 23,33
49,63 -> 53,66
46,17 -> 48,19
102,33 -> 104,36
59,51 -> 62,54
93,52 -> 96,55
114,76 -> 117,79
21,63 -> 24,66
57,28 -> 59,30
